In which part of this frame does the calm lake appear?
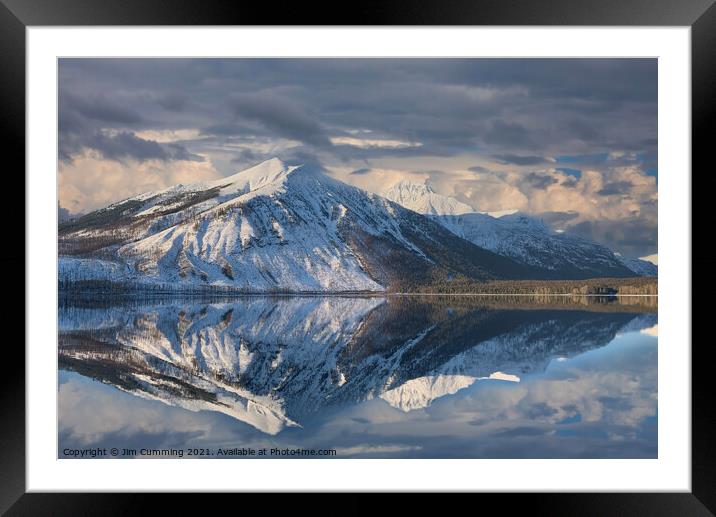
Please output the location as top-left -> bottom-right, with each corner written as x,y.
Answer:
58,295 -> 657,458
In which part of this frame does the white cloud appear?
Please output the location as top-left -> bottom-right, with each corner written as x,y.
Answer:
444,164 -> 657,227
59,151 -> 222,214
330,136 -> 422,149
133,129 -> 202,143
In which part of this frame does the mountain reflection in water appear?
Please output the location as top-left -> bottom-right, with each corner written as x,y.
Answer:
58,295 -> 657,458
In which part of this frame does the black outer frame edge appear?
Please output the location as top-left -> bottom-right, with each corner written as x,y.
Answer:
0,0 -> 714,26
2,493 -> 716,515
0,1 -> 26,516
3,0 -> 712,513
692,1 -> 716,514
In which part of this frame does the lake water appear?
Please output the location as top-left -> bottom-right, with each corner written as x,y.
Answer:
58,295 -> 657,459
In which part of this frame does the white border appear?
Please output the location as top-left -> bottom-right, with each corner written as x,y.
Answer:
27,27 -> 690,492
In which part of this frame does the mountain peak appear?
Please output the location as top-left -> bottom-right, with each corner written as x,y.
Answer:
118,158 -> 312,213
383,179 -> 474,216
203,157 -> 327,197
219,157 -> 291,185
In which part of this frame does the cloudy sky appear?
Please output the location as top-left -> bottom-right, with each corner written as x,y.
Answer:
58,58 -> 657,258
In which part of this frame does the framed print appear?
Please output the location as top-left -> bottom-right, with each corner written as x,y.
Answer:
3,0 -> 712,512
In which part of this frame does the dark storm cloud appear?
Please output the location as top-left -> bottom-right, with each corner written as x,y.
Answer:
58,58 -> 657,167
329,143 -> 452,162
89,131 -> 164,161
280,149 -> 326,169
62,93 -> 144,126
200,122 -> 263,136
58,88 -> 202,163
59,58 -> 658,161
566,118 -> 601,142
226,146 -> 325,171
482,120 -> 532,147
230,148 -> 263,164
350,168 -> 372,175
446,59 -> 657,102
165,143 -> 205,162
522,172 -> 558,190
157,92 -> 190,112
597,181 -> 634,196
230,93 -> 331,148
491,154 -> 547,166
86,131 -> 204,163
468,165 -> 489,173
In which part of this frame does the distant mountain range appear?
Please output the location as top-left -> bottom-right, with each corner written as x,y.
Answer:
383,180 -> 657,279
59,158 -> 656,293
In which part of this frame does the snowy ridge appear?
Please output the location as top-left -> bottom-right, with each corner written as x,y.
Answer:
119,158 -> 299,214
436,212 -> 634,278
382,179 -> 654,279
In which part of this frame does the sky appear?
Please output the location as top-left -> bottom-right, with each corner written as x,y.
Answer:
58,58 -> 657,258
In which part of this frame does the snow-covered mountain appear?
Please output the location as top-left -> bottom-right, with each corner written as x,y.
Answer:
59,158 -> 542,292
383,180 -> 474,216
436,212 -> 640,278
382,180 -> 655,279
59,297 -> 656,432
59,159 -> 655,291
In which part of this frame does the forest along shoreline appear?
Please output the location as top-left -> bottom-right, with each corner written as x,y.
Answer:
59,278 -> 657,313
59,276 -> 657,297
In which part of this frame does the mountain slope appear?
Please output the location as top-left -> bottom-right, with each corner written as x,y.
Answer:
436,212 -> 637,279
59,158 -> 541,292
382,180 -> 652,279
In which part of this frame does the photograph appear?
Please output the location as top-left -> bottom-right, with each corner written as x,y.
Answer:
56,57 -> 659,460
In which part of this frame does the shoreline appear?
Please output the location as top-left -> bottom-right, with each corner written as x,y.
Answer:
58,290 -> 657,298
58,290 -> 658,313
58,276 -> 658,298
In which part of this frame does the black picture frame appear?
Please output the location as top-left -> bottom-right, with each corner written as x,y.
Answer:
2,0 -> 710,512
